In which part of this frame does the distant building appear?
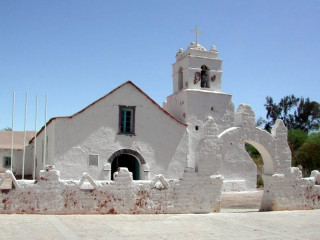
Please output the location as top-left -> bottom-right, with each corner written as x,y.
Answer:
0,131 -> 35,178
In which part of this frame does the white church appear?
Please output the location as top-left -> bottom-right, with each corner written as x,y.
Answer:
25,40 -> 257,192
2,38 -> 320,214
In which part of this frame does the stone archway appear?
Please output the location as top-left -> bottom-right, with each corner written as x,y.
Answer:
218,105 -> 292,176
219,127 -> 276,176
217,104 -> 292,211
108,149 -> 146,180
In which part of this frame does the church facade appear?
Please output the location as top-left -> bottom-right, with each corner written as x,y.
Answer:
27,41 -> 257,191
28,82 -> 188,181
2,41 -> 320,214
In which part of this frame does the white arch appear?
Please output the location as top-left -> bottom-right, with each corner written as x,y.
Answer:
218,127 -> 279,175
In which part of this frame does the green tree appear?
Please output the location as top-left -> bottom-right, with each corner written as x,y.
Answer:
288,129 -> 308,166
245,143 -> 264,187
295,133 -> 320,175
261,95 -> 320,174
264,95 -> 320,132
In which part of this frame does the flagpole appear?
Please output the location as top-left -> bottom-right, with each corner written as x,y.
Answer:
43,94 -> 48,168
33,94 -> 38,180
10,92 -> 15,173
22,92 -> 28,179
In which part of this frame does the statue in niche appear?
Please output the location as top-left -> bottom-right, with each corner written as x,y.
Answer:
201,65 -> 209,88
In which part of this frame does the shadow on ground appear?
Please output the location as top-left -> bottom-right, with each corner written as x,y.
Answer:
221,190 -> 263,213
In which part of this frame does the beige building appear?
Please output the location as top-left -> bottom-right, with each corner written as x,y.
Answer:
0,131 -> 35,178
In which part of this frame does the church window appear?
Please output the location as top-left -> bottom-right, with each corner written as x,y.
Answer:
89,154 -> 99,166
3,156 -> 11,167
119,106 -> 136,135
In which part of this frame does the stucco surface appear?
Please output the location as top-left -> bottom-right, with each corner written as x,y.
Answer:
0,166 -> 223,214
31,82 -> 188,181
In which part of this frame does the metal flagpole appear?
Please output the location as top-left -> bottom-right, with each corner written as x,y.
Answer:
10,91 -> 15,173
43,94 -> 48,168
33,94 -> 38,180
22,92 -> 28,179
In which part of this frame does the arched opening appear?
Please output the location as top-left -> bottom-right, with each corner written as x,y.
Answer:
108,149 -> 145,180
200,65 -> 209,88
178,67 -> 183,90
245,143 -> 264,188
245,140 -> 274,175
111,154 -> 140,180
219,128 -> 276,212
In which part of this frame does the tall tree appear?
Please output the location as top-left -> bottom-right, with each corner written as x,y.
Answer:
288,129 -> 308,166
295,133 -> 320,175
264,95 -> 320,132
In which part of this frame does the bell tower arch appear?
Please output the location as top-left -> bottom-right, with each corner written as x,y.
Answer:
164,39 -> 234,171
172,42 -> 222,93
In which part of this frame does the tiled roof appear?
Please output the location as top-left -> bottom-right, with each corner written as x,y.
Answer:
0,131 -> 35,150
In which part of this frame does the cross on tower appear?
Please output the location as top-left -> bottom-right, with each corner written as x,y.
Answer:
191,25 -> 202,45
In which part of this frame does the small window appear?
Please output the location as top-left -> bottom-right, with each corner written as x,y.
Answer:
3,156 -> 11,167
89,154 -> 99,166
119,106 -> 136,135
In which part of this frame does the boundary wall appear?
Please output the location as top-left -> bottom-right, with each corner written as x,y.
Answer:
0,167 -> 223,214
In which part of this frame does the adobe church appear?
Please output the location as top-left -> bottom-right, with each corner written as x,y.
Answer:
27,41 -> 257,192
2,39 -> 320,214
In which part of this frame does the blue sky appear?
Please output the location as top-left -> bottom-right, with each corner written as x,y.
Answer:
1,0 -> 319,131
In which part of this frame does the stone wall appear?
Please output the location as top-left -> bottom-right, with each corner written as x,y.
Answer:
220,104 -> 320,211
261,169 -> 320,211
0,166 -> 223,214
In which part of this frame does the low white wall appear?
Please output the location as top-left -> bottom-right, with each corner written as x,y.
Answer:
0,167 -> 223,214
261,168 -> 320,211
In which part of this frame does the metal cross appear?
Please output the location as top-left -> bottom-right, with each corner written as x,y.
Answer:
191,25 -> 202,45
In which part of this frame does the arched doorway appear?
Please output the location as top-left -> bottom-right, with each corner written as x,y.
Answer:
218,127 -> 279,211
108,149 -> 146,180
111,154 -> 140,180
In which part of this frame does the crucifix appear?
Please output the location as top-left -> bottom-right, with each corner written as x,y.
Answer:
191,25 -> 202,45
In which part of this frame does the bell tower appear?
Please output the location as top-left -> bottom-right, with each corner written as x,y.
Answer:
164,38 -> 235,171
172,42 -> 222,93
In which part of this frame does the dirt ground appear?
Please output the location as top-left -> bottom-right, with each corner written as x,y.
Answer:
221,190 -> 263,211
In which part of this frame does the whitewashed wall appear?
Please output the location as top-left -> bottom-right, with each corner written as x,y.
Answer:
0,150 -> 19,173
0,150 -> 34,177
1,105 -> 320,213
165,89 -> 257,191
0,166 -> 223,214
30,120 -> 55,179
32,82 -> 188,180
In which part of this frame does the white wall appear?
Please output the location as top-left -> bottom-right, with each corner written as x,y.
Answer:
0,166 -> 224,214
0,150 -> 30,176
32,120 -> 55,179
33,83 -> 188,180
0,150 -> 14,173
165,89 -> 236,173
